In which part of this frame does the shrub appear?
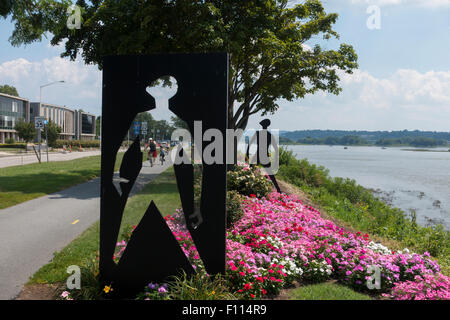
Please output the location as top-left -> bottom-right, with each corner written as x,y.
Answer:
326,177 -> 373,205
0,143 -> 26,149
46,120 -> 62,148
5,138 -> 15,144
58,255 -> 104,300
53,139 -> 101,149
277,157 -> 329,188
279,147 -> 295,166
226,191 -> 245,229
14,120 -> 35,142
166,271 -> 237,300
227,164 -> 273,197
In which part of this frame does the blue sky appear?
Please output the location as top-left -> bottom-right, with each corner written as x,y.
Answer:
1,0 -> 449,131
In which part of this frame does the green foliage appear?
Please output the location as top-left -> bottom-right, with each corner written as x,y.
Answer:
288,282 -> 372,300
171,115 -> 189,130
375,137 -> 447,147
0,143 -> 26,149
53,139 -> 100,149
167,271 -> 237,300
0,84 -> 19,96
45,120 -> 62,148
58,255 -> 104,300
226,190 -> 245,229
282,129 -> 450,145
277,152 -> 329,188
298,135 -> 368,146
279,136 -> 294,144
14,120 -> 35,142
279,147 -> 295,167
5,0 -> 357,130
95,116 -> 101,138
277,148 -> 450,260
128,112 -> 175,141
227,165 -> 273,198
325,177 -> 373,204
4,137 -> 15,144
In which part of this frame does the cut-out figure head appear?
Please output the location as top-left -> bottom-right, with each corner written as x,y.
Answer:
260,118 -> 271,129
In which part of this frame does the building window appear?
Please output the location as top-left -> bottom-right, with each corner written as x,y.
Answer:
12,101 -> 18,112
81,114 -> 94,134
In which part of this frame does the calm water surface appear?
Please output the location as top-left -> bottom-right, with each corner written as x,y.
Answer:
286,145 -> 450,229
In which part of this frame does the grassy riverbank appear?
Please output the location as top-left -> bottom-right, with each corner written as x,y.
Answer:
276,148 -> 450,274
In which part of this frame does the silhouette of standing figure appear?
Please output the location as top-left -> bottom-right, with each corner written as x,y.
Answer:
246,119 -> 281,193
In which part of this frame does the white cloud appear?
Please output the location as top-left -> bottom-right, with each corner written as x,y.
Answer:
337,68 -> 450,108
247,68 -> 450,131
0,56 -> 101,114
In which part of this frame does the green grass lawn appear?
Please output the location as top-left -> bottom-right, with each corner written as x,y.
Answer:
28,167 -> 180,284
287,282 -> 372,300
0,153 -> 124,210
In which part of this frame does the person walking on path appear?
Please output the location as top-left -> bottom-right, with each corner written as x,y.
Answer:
145,138 -> 158,167
159,145 -> 166,165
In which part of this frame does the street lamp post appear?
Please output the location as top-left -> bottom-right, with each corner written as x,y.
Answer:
39,80 -> 65,162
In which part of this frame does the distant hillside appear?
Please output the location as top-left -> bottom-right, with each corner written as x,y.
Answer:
281,130 -> 450,144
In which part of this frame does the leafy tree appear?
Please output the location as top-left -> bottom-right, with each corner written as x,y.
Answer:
45,120 -> 62,148
152,119 -> 175,140
0,84 -> 19,96
4,0 -> 358,130
171,116 -> 189,130
0,0 -> 14,18
14,120 -> 35,142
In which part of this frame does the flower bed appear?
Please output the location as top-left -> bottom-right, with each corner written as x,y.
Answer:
119,193 -> 449,300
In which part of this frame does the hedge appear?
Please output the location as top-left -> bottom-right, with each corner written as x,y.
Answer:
53,140 -> 100,148
0,143 -> 27,149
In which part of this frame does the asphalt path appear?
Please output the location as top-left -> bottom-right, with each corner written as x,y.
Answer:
0,156 -> 172,300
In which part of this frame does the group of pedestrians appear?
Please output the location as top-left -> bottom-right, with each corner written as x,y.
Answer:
144,138 -> 168,167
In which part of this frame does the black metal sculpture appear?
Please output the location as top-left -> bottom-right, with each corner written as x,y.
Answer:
246,118 -> 281,193
100,53 -> 228,298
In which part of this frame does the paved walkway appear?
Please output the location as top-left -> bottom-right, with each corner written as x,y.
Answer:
0,156 -> 172,300
0,150 -> 104,168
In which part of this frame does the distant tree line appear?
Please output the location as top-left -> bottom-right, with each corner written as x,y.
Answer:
375,137 -> 448,147
126,113 -> 187,142
282,129 -> 450,143
296,135 -> 368,146
279,132 -> 449,147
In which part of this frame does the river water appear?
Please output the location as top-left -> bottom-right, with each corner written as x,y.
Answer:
285,145 -> 450,230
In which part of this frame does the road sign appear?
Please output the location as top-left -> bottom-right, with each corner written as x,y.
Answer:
133,121 -> 141,135
141,122 -> 147,135
34,117 -> 46,129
